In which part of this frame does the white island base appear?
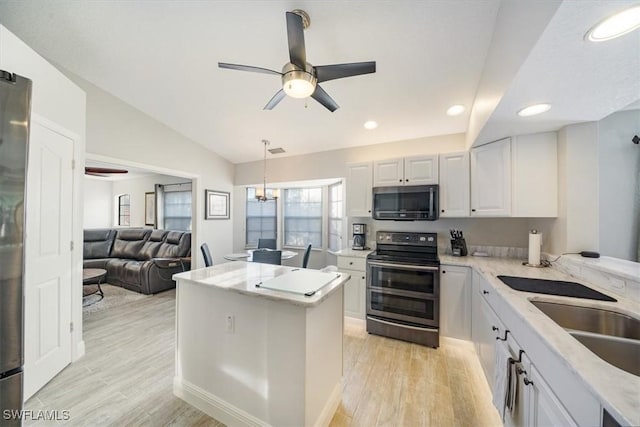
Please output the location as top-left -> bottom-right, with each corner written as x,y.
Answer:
173,263 -> 346,427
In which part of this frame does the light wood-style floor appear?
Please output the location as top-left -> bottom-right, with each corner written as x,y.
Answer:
26,289 -> 500,427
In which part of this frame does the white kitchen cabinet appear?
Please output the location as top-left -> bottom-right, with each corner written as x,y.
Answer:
472,269 -> 599,427
440,265 -> 471,340
439,151 -> 470,217
527,365 -> 577,427
337,255 -> 366,319
512,133 -> 558,217
373,155 -> 438,187
471,138 -> 511,216
346,162 -> 372,217
404,155 -> 438,185
471,270 -> 504,394
373,158 -> 404,186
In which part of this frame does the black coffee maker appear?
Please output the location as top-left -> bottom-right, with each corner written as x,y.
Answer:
352,223 -> 367,250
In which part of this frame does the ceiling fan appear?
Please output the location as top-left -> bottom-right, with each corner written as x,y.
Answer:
219,9 -> 376,112
84,167 -> 128,177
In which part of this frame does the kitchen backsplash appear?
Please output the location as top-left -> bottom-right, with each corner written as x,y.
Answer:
439,244 -> 529,259
551,255 -> 640,303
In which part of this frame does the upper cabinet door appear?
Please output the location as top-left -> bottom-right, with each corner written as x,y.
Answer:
346,162 -> 373,217
373,158 -> 404,187
404,155 -> 438,185
471,138 -> 512,217
439,151 -> 470,217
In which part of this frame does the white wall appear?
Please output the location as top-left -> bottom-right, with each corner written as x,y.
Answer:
234,133 -> 466,186
543,122 -> 599,255
66,72 -> 235,269
83,178 -> 112,227
110,173 -> 187,228
598,109 -> 640,261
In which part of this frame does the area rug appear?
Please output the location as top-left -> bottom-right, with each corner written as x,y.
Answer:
83,284 -> 147,315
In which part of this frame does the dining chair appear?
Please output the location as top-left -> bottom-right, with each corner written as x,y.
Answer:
252,249 -> 281,265
201,243 -> 213,267
302,243 -> 312,268
257,238 -> 277,249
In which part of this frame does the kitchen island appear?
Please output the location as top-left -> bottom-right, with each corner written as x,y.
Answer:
172,262 -> 349,427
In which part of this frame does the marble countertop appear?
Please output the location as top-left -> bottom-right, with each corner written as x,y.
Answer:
332,248 -> 373,258
440,255 -> 639,426
173,261 -> 350,307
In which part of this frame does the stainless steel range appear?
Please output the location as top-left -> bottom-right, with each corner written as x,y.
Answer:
366,231 -> 440,348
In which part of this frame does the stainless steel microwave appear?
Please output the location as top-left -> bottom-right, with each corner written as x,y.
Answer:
372,185 -> 439,221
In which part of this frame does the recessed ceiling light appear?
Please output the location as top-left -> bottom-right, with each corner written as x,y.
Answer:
364,120 -> 378,130
517,103 -> 551,117
586,5 -> 640,42
446,105 -> 465,116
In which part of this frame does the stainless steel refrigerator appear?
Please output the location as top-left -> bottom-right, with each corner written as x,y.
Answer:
0,69 -> 31,425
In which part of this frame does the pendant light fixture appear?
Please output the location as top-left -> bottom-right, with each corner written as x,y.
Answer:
255,140 -> 280,202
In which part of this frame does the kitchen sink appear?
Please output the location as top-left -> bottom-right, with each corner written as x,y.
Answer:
569,331 -> 640,376
531,301 -> 640,376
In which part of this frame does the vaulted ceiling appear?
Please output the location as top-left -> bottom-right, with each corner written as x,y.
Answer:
0,1 -> 638,163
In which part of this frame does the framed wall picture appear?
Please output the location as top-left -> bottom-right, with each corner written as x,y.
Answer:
205,189 -> 230,220
145,192 -> 155,226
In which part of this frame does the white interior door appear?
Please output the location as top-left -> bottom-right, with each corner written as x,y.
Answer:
23,119 -> 74,399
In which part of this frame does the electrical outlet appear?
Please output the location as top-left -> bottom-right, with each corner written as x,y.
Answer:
225,314 -> 234,333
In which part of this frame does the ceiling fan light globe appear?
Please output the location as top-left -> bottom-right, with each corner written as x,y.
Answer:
282,64 -> 317,98
284,79 -> 315,98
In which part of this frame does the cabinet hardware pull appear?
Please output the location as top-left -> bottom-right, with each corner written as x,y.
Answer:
441,209 -> 445,213
405,179 -> 409,182
482,290 -> 489,295
491,326 -> 499,332
399,179 -> 403,182
349,262 -> 353,265
362,276 -> 365,280
472,208 -> 476,212
442,270 -> 446,274
496,330 -> 510,341
523,378 -> 534,386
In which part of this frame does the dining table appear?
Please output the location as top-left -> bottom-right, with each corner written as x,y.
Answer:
223,249 -> 298,262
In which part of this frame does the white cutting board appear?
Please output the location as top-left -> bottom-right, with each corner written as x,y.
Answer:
256,269 -> 341,296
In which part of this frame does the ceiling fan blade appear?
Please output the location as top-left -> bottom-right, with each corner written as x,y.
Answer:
218,63 -> 281,76
311,85 -> 339,112
264,89 -> 287,110
85,167 -> 128,174
286,12 -> 306,69
315,61 -> 377,83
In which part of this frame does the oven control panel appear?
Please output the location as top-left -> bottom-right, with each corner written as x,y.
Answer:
376,231 -> 437,247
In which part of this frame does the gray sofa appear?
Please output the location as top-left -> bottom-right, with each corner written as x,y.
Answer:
83,228 -> 191,294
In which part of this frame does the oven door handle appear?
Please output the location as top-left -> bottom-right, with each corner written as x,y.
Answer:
367,261 -> 439,271
367,316 -> 439,332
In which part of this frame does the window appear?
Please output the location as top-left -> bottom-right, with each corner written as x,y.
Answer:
163,183 -> 192,231
284,188 -> 322,248
118,194 -> 130,226
328,182 -> 343,252
246,187 -> 277,246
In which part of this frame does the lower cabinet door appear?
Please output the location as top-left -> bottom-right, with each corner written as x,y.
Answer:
440,265 -> 471,339
342,270 -> 365,319
528,365 -> 577,427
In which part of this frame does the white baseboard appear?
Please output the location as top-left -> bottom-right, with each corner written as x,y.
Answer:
173,377 -> 268,427
344,316 -> 365,329
313,380 -> 342,427
73,340 -> 85,361
173,377 -> 342,427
